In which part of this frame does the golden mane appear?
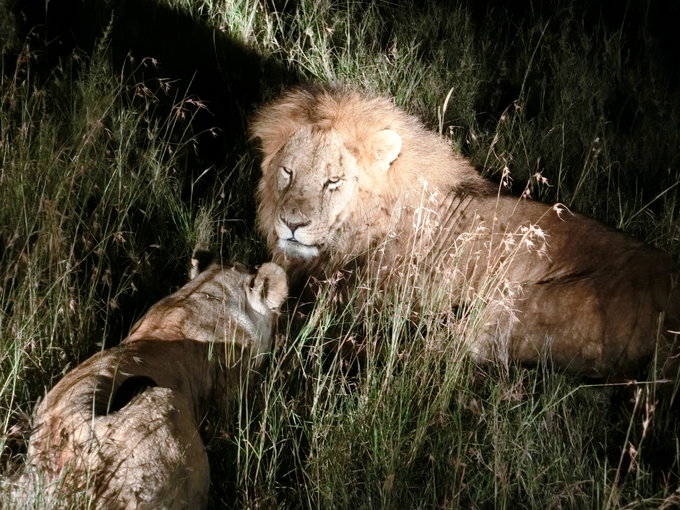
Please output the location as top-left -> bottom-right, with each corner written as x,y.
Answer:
251,84 -> 492,195
251,85 -> 494,263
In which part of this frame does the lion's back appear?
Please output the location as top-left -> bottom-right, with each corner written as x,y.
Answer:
433,193 -> 680,376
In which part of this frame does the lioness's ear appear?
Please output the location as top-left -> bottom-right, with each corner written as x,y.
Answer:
247,262 -> 288,315
371,129 -> 402,172
190,248 -> 216,279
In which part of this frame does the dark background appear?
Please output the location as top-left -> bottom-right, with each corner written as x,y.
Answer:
5,0 -> 679,184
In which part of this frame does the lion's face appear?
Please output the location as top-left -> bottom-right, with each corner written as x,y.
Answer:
260,125 -> 402,263
269,127 -> 360,260
252,85 -> 489,267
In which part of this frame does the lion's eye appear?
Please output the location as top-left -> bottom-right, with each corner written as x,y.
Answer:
325,176 -> 343,190
278,167 -> 293,188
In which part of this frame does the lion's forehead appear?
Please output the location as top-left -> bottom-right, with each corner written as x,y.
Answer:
154,267 -> 252,317
278,128 -> 358,180
126,266 -> 263,344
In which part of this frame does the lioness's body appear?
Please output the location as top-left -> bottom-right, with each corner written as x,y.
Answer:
29,341 -> 212,510
28,262 -> 287,509
252,85 -> 679,378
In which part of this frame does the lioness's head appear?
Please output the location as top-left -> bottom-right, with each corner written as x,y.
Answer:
126,261 -> 288,358
251,85 -> 488,267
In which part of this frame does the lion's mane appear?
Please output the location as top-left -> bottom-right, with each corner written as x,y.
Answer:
251,84 -> 495,261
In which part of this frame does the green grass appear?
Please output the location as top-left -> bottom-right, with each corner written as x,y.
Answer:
0,32 -> 230,507
2,0 -> 679,508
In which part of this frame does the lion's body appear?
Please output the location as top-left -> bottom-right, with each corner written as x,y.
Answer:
405,193 -> 680,376
28,342 -> 212,510
28,262 -> 287,509
252,85 -> 679,378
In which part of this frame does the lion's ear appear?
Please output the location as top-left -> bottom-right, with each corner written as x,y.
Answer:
247,262 -> 288,315
371,129 -> 402,172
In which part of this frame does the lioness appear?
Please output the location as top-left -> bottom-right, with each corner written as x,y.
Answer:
251,84 -> 679,378
27,260 -> 287,509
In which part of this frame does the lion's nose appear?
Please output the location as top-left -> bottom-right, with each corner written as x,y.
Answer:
282,217 -> 310,236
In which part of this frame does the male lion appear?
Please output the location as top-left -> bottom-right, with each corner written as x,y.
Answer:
27,260 -> 287,509
251,84 -> 679,378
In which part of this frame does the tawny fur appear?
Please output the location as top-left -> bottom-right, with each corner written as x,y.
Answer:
27,262 -> 287,509
251,84 -> 680,378
252,84 -> 495,263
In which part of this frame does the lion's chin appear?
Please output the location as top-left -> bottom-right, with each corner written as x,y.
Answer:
278,238 -> 320,260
